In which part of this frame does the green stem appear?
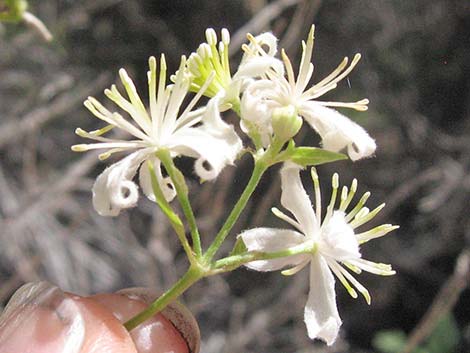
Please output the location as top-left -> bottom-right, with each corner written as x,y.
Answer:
146,161 -> 195,263
212,242 -> 315,273
158,150 -> 203,258
124,265 -> 204,331
203,158 -> 267,262
203,137 -> 286,262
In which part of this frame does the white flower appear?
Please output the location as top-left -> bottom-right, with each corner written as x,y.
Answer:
240,25 -> 376,160
72,55 -> 242,216
238,163 -> 397,345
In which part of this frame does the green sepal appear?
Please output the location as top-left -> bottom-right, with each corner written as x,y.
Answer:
0,0 -> 27,23
276,141 -> 347,166
229,237 -> 248,257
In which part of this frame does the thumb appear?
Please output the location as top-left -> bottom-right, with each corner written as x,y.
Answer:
89,288 -> 199,353
0,282 -> 137,353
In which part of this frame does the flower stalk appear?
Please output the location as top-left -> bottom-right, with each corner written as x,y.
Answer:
124,264 -> 205,331
157,149 -> 203,258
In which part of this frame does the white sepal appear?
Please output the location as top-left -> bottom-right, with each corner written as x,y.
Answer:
170,97 -> 243,180
238,227 -> 309,271
139,157 -> 176,203
301,102 -> 376,161
280,163 -> 319,238
304,254 -> 341,346
92,148 -> 154,216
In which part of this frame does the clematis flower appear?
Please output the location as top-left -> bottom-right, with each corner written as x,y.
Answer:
183,28 -> 283,111
72,55 -> 242,216
238,163 -> 397,345
240,25 -> 376,160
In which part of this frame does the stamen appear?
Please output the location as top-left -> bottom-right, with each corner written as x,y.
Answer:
118,69 -> 149,119
303,82 -> 337,100
296,25 -> 315,94
75,125 -> 114,138
148,56 -> 158,129
246,33 -> 269,56
324,173 -> 339,224
220,41 -> 231,80
327,53 -> 361,88
174,107 -> 204,130
310,57 -> 348,92
332,261 -> 371,304
281,259 -> 309,276
71,144 -> 88,152
339,186 -> 348,210
205,28 -> 217,46
349,258 -> 396,276
345,191 -> 371,222
179,71 -> 215,127
163,56 -> 190,135
339,179 -> 357,212
105,85 -> 152,135
351,203 -> 385,229
84,98 -> 151,142
310,168 -> 321,222
316,98 -> 369,111
98,147 -> 130,161
221,28 -> 230,45
281,49 -> 296,88
356,224 -> 399,244
344,262 -> 362,274
272,207 -> 302,232
327,259 -> 358,299
309,53 -> 362,98
155,54 -> 168,137
71,141 -> 145,152
75,127 -> 112,142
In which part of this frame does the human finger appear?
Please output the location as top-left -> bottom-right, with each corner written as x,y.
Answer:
0,282 -> 137,353
90,288 -> 199,353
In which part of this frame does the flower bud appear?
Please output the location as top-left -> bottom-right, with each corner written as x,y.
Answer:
272,105 -> 303,142
0,0 -> 27,23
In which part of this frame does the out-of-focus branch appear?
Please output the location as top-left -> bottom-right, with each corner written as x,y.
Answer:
0,74 -> 110,148
230,0 -> 301,55
400,249 -> 470,353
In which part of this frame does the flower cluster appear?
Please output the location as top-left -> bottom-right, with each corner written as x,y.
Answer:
72,25 -> 395,346
73,25 -> 375,216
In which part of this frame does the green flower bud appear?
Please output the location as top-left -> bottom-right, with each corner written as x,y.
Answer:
0,0 -> 27,22
272,105 -> 303,142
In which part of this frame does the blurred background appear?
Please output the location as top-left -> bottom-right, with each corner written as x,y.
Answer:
1,0 -> 469,352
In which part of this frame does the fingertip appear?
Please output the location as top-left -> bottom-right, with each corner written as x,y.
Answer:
89,293 -> 189,353
72,295 -> 138,353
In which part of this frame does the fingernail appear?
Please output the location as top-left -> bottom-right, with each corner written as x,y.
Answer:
117,287 -> 201,353
0,282 -> 85,353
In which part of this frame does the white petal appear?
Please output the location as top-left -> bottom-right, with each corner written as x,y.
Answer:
92,148 -> 153,216
171,97 -> 242,180
301,102 -> 376,161
240,80 -> 275,146
237,32 -> 284,80
238,228 -> 309,271
138,157 -> 176,203
235,56 -> 284,81
247,32 -> 279,56
304,254 -> 341,345
320,211 -> 361,261
280,163 -> 319,237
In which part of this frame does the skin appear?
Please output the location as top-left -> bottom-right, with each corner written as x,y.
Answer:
0,286 -> 190,353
